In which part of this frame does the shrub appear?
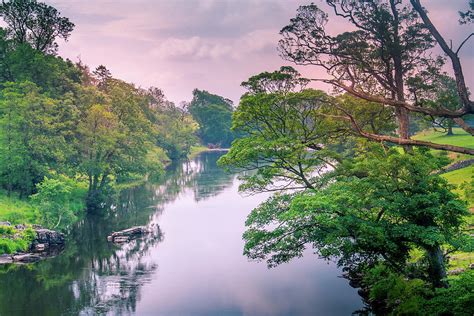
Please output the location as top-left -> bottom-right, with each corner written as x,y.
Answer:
426,270 -> 474,316
31,176 -> 86,230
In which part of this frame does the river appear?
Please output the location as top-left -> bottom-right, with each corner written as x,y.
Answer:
0,151 -> 363,316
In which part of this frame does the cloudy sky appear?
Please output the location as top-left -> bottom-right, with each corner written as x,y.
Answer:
49,0 -> 473,104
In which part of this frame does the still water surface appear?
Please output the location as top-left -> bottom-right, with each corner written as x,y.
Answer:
0,152 -> 363,315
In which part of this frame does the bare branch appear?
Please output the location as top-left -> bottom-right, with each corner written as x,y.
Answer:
456,33 -> 474,55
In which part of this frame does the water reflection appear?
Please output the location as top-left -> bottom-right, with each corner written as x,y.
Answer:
0,152 -> 363,316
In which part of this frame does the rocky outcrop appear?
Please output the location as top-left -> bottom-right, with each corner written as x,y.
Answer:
31,228 -> 65,249
12,253 -> 41,263
107,226 -> 150,243
0,254 -> 13,264
0,225 -> 65,264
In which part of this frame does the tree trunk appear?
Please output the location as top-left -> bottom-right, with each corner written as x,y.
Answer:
426,245 -> 448,288
447,120 -> 454,136
396,108 -> 410,139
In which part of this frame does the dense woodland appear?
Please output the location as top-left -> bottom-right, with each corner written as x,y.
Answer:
0,0 -> 473,315
0,0 -> 234,229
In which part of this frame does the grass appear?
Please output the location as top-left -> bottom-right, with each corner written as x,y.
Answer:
0,191 -> 37,224
413,128 -> 474,162
188,145 -> 209,160
442,165 -> 474,208
413,128 -> 474,207
0,225 -> 36,254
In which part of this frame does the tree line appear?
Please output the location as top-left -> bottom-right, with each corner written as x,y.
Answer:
0,0 -> 233,226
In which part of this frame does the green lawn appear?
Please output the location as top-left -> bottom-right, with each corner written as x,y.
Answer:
0,191 -> 36,224
413,128 -> 474,162
413,128 -> 473,207
442,165 -> 473,208
413,128 -> 474,148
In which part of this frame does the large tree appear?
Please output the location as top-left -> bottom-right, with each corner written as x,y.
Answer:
279,0 -> 474,155
0,0 -> 74,54
220,70 -> 471,290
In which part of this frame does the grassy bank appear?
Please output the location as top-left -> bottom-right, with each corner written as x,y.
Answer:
188,145 -> 209,160
0,192 -> 37,225
0,193 -> 38,254
413,128 -> 474,272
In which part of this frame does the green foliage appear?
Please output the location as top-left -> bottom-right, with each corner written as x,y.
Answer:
0,0 -> 74,54
364,264 -> 429,315
219,88 -> 342,193
31,176 -> 85,230
155,104 -> 199,159
4,43 -> 81,96
144,146 -> 166,182
0,225 -> 35,254
0,81 -> 76,196
188,89 -> 234,147
240,147 -> 468,287
0,190 -> 36,223
0,0 -> 202,222
241,66 -> 309,94
425,270 -> 474,315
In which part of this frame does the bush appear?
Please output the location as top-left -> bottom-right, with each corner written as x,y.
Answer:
0,225 -> 36,254
426,270 -> 474,316
31,175 -> 86,230
363,264 -> 430,315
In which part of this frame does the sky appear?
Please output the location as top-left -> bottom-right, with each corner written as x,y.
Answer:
48,0 -> 474,105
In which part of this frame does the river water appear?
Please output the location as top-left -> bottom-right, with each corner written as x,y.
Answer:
0,152 -> 363,316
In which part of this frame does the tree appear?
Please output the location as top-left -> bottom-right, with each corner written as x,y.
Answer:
78,104 -> 120,208
154,101 -> 199,160
0,81 -> 76,196
279,0 -> 474,155
420,75 -> 464,136
76,77 -> 158,209
220,70 -> 471,291
92,65 -> 112,91
188,89 -> 234,147
242,148 -> 469,288
31,176 -> 77,229
0,0 -> 74,54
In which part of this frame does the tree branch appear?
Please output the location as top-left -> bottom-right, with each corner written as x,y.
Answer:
410,0 -> 474,113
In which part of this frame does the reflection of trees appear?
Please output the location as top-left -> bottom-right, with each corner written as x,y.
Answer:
162,151 -> 235,202
0,151 -> 234,315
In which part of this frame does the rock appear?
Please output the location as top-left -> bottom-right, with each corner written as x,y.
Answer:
107,226 -> 149,243
14,224 -> 26,230
0,221 -> 11,226
0,254 -> 13,264
35,229 -> 65,246
34,243 -> 46,252
469,263 -> 474,270
113,236 -> 130,243
448,268 -> 465,275
12,253 -> 41,263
